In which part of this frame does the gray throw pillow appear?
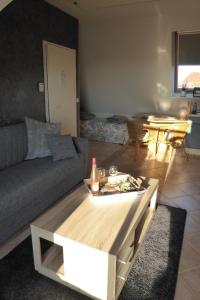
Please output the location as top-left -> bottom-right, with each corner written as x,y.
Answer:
25,117 -> 60,160
46,134 -> 78,161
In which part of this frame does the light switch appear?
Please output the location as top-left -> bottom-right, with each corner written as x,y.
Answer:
38,82 -> 45,93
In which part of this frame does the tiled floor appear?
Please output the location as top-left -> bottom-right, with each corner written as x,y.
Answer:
88,141 -> 200,300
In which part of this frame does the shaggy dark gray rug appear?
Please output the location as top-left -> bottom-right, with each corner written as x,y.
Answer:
0,205 -> 186,300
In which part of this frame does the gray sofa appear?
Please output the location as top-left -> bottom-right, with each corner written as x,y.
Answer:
0,122 -> 88,245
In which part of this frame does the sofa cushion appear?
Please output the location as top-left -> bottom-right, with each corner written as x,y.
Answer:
0,123 -> 27,170
0,156 -> 84,244
47,134 -> 78,161
25,117 -> 60,160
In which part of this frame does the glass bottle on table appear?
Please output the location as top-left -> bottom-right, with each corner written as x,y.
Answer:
90,157 -> 99,195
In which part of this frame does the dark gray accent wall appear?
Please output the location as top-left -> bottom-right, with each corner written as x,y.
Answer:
0,0 -> 78,124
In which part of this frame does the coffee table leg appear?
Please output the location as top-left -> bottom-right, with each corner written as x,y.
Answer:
31,226 -> 42,271
150,188 -> 158,209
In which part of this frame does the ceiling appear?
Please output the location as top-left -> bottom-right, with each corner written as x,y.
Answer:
0,0 -> 160,19
63,0 -> 155,10
45,0 -> 161,19
2,0 -> 192,20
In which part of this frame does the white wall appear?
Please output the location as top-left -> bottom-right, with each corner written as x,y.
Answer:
0,0 -> 13,11
79,0 -> 200,117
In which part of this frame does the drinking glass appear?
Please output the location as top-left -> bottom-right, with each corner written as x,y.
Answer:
108,165 -> 118,185
98,168 -> 106,178
98,168 -> 106,183
109,165 -> 118,176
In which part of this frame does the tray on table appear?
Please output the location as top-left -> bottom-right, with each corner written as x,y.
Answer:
84,173 -> 147,200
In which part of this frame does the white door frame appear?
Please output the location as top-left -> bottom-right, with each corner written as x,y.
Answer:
43,40 -> 78,131
43,40 -> 51,122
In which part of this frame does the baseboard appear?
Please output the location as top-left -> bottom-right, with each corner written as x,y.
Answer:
185,148 -> 200,155
0,225 -> 30,259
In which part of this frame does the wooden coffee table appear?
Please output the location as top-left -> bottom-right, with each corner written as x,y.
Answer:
31,178 -> 158,300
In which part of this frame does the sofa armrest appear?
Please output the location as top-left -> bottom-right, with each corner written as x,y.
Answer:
73,137 -> 88,177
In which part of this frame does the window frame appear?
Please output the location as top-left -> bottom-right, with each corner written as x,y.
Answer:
173,31 -> 200,93
174,31 -> 179,93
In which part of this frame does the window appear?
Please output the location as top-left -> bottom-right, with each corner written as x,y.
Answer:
174,31 -> 200,92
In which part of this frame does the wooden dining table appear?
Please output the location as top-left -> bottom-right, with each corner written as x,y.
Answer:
135,114 -> 192,159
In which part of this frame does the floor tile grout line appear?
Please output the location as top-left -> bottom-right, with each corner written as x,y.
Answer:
181,274 -> 200,297
179,264 -> 200,274
178,275 -> 200,298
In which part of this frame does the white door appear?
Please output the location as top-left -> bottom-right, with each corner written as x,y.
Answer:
43,41 -> 77,136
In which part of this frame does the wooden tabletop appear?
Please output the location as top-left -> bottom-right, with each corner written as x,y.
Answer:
32,178 -> 158,254
137,114 -> 191,124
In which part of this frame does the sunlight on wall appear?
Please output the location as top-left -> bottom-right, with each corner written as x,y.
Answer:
153,83 -> 171,112
157,47 -> 167,54
156,83 -> 168,96
153,2 -> 172,114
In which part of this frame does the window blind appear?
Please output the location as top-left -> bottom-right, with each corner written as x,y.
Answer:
179,33 -> 200,65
